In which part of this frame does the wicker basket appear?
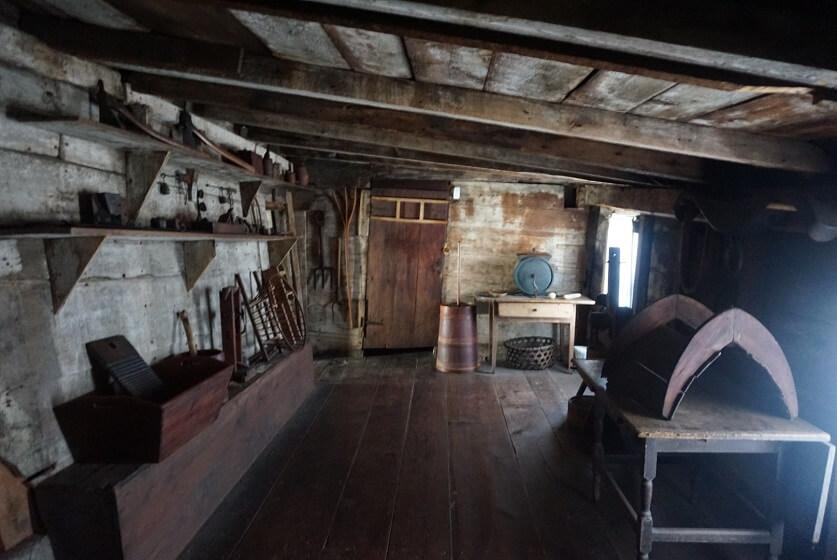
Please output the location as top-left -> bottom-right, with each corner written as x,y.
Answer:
504,336 -> 556,370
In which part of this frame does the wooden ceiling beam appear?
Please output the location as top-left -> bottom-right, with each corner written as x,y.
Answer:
199,105 -> 679,187
189,0 -> 837,95
124,73 -> 708,186
297,156 -> 590,185
244,130 -> 613,184
277,143 -> 587,183
25,17 -> 833,174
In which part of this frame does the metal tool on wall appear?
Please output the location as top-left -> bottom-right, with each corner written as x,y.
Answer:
307,210 -> 333,289
329,188 -> 359,328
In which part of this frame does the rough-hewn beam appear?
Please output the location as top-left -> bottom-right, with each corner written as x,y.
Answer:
25,17 -> 834,174
248,131 -> 609,183
200,105 -> 695,187
278,144 -> 585,184
126,73 -> 706,185
192,1 -> 837,94
299,156 -> 580,185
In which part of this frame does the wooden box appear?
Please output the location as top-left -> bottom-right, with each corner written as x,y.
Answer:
54,355 -> 233,463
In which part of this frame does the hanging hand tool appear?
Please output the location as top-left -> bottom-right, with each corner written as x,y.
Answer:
307,210 -> 333,290
328,187 -> 359,328
176,310 -> 198,357
332,240 -> 342,322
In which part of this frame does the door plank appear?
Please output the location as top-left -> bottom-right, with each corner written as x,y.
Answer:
365,218 -> 396,347
414,222 -> 447,346
389,221 -> 421,348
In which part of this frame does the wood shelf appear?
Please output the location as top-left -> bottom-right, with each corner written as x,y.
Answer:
14,115 -> 317,216
8,114 -> 309,313
0,225 -> 297,243
3,226 -> 297,313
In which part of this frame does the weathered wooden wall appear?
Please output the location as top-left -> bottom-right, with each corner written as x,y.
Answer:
646,216 -> 681,305
0,29 -> 278,560
443,182 -> 588,361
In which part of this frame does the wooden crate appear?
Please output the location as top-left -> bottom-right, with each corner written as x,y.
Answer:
54,355 -> 234,463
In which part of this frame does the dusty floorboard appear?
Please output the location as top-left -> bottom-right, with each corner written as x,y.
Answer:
180,354 -> 764,560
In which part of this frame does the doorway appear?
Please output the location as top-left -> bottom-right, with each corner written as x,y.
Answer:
603,212 -> 638,308
364,184 -> 449,350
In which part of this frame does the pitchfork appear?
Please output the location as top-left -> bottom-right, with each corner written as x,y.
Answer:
307,210 -> 334,289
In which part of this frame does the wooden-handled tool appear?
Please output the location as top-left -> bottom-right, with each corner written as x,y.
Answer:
176,310 -> 198,357
329,187 -> 359,328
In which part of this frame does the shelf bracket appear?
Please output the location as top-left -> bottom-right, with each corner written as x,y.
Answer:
182,240 -> 216,292
239,180 -> 262,218
44,236 -> 107,313
267,237 -> 298,268
125,151 -> 171,225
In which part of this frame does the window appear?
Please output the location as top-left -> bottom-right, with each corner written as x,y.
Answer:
603,212 -> 638,308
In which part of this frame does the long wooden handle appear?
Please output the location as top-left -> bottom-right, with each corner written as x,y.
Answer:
457,242 -> 461,306
177,310 -> 198,357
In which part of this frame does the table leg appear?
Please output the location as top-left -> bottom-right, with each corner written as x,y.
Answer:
568,313 -> 577,369
592,400 -> 605,502
768,445 -> 785,560
553,322 -> 561,364
638,440 -> 657,560
489,302 -> 497,373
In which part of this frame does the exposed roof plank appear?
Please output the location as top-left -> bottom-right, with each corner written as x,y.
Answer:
632,83 -> 761,121
484,52 -> 593,102
202,1 -> 837,96
323,25 -> 411,78
104,0 -> 268,52
27,0 -> 145,30
565,70 -> 674,113
403,38 -> 492,89
24,17 -> 836,174
764,116 -> 837,141
692,94 -> 837,138
230,11 -> 350,69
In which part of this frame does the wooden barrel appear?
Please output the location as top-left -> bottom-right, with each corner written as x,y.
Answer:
436,304 -> 479,373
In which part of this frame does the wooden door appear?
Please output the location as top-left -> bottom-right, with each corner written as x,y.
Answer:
364,189 -> 449,349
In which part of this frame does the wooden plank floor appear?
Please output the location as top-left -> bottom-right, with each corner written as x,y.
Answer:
179,353 -> 763,560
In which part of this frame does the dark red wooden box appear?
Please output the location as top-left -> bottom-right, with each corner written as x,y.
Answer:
54,355 -> 233,463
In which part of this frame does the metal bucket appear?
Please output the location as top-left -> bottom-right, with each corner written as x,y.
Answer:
436,304 -> 479,373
